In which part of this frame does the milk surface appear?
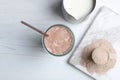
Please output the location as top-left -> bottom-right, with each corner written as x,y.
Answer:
64,0 -> 94,20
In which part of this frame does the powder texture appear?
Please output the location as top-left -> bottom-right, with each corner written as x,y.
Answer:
80,39 -> 116,75
92,47 -> 109,65
44,26 -> 73,55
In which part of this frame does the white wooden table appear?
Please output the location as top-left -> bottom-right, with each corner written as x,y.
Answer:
0,0 -> 120,80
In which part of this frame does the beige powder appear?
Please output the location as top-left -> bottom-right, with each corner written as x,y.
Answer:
80,39 -> 116,75
92,47 -> 109,65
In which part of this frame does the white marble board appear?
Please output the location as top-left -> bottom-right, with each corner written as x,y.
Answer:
69,7 -> 120,80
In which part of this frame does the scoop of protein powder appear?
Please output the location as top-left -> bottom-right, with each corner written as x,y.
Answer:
92,47 -> 109,65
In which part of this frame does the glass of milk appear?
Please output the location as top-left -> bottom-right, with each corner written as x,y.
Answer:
61,0 -> 96,23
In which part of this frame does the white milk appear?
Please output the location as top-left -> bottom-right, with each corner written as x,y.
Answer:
63,0 -> 94,20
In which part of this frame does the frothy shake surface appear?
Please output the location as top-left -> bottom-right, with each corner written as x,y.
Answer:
44,25 -> 74,55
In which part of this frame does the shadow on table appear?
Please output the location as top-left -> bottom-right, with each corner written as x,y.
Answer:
49,0 -> 65,21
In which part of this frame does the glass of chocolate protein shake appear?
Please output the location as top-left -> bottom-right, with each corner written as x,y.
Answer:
43,24 -> 74,56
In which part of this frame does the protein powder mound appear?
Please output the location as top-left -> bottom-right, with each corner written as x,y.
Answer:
80,39 -> 116,75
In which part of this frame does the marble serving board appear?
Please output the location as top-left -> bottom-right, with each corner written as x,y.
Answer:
69,7 -> 120,80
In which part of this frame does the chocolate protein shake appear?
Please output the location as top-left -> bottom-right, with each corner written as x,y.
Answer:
43,25 -> 74,56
